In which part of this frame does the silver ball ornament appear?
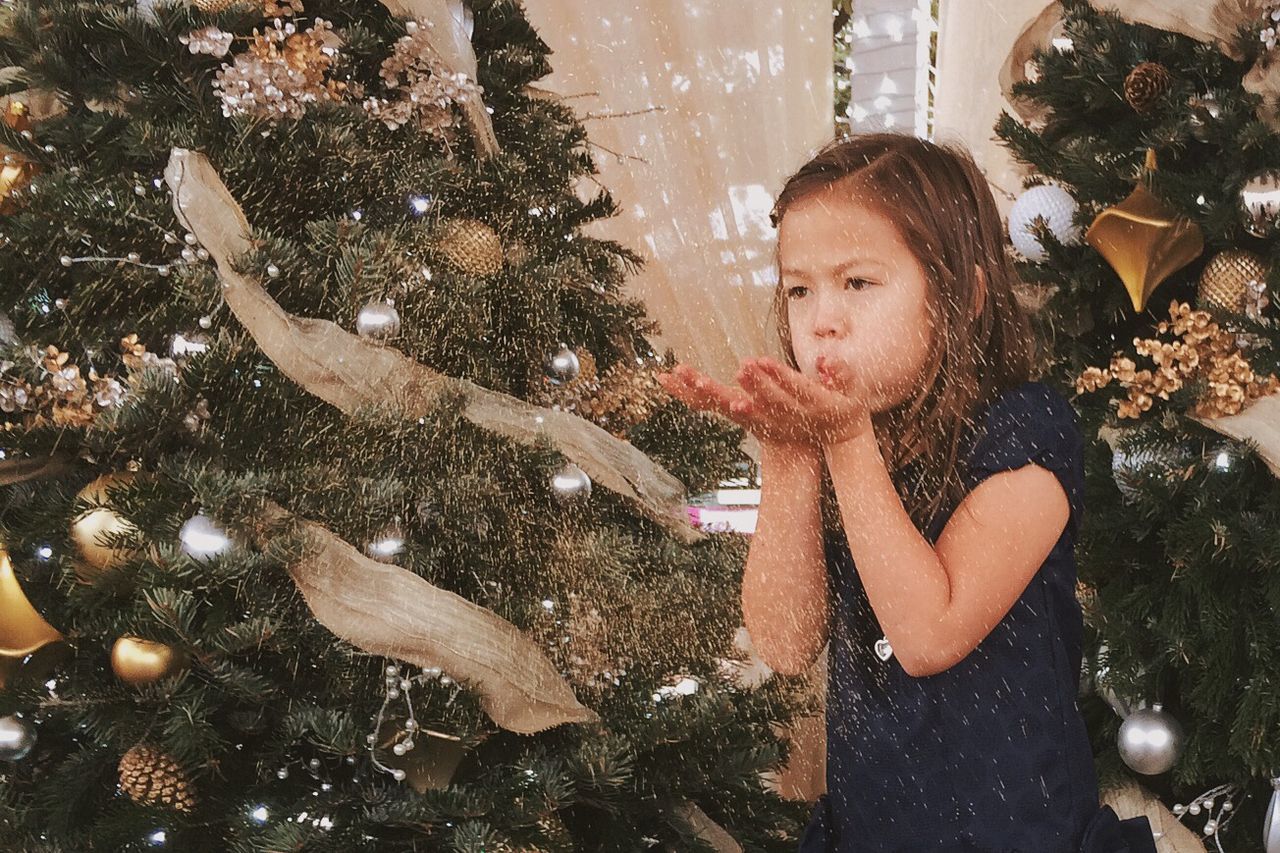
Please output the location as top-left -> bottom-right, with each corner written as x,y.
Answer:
551,462 -> 591,502
1264,776 -> 1280,853
545,346 -> 580,385
134,0 -> 162,24
0,714 -> 36,761
1117,703 -> 1184,775
1187,92 -> 1221,143
356,301 -> 401,340
364,518 -> 406,563
1241,169 -> 1280,238
1111,442 -> 1198,504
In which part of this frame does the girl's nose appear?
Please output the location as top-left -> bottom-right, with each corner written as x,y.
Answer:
812,293 -> 846,338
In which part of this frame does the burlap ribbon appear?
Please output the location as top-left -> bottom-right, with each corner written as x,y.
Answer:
256,500 -> 600,734
1190,392 -> 1280,480
162,148 -> 699,544
1003,1 -> 1280,131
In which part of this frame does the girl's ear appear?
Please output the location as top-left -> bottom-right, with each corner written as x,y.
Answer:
972,265 -> 987,319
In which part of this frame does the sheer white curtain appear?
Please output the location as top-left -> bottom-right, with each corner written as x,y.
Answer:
517,0 -> 834,803
933,0 -> 1048,220
519,0 -> 834,397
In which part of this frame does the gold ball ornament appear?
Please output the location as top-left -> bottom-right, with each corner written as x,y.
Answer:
70,472 -> 143,578
191,0 -> 241,11
0,101 -> 39,215
434,218 -> 504,276
1197,249 -> 1270,314
111,637 -> 188,686
1085,149 -> 1204,314
118,744 -> 196,812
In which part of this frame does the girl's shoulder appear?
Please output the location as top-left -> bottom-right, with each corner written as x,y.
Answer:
977,379 -> 1078,430
964,379 -> 1086,537
967,379 -> 1081,462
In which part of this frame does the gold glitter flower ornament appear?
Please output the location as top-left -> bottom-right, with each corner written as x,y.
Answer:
1075,300 -> 1280,420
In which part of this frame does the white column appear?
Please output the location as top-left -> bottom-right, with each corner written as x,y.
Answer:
841,0 -> 936,137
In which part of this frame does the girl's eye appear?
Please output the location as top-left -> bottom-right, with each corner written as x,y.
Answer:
785,285 -> 807,299
845,277 -> 873,290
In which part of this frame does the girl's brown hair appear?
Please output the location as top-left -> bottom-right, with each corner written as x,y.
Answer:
768,131 -> 1038,535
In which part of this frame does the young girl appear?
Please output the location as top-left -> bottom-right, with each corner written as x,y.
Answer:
656,133 -> 1159,853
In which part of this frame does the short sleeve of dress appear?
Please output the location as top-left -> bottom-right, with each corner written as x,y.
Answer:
966,381 -> 1086,542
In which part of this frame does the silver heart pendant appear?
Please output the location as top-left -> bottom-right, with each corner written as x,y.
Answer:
873,636 -> 893,661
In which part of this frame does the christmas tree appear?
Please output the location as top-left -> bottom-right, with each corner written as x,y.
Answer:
0,1 -> 817,849
995,0 -> 1280,849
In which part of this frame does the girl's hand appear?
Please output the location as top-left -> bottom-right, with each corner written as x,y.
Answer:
655,363 -> 765,433
657,357 -> 872,447
735,356 -> 873,446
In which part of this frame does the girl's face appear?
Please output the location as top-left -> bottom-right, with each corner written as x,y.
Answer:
778,187 -> 935,416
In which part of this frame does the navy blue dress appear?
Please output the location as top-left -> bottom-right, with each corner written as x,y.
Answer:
797,380 -> 1157,853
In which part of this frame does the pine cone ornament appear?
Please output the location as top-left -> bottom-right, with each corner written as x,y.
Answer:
118,745 -> 196,812
535,350 -> 671,439
191,0 -> 240,11
588,362 -> 669,436
434,218 -> 504,276
505,239 -> 531,270
1123,61 -> 1172,112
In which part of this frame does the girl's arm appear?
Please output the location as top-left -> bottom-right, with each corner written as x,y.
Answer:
660,356 -> 1070,679
653,360 -> 833,676
742,441 -> 829,677
824,428 -> 1069,678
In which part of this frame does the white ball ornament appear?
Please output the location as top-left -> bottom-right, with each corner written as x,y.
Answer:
1264,777 -> 1280,853
1009,184 -> 1082,262
179,512 -> 232,561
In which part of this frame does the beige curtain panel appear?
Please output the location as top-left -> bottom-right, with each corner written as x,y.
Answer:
934,0 -> 1048,220
518,0 -> 835,802
520,0 -> 835,394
